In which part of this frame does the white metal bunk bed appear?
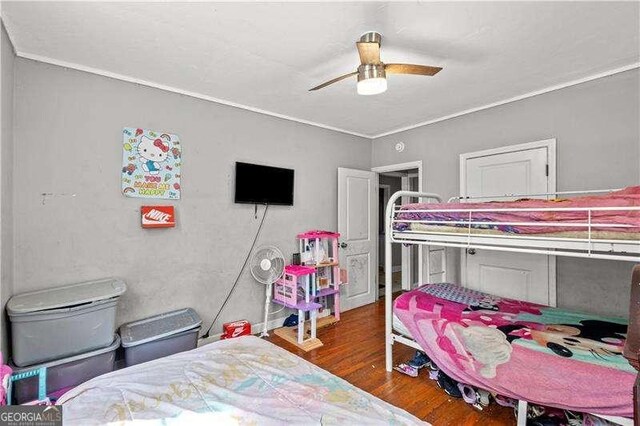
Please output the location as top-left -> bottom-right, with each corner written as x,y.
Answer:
384,189 -> 640,426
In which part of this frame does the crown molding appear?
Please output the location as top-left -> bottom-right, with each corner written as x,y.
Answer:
1,15 -> 17,56
372,62 -> 640,139
9,44 -> 639,141
14,50 -> 373,140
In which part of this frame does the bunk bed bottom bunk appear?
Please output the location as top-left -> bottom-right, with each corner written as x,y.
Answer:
393,283 -> 635,418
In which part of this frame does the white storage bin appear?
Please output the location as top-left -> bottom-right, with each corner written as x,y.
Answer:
7,278 -> 126,367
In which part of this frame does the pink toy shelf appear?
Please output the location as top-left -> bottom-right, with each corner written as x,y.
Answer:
273,265 -> 317,308
283,264 -> 317,275
272,264 -> 321,345
298,230 -> 342,304
296,230 -> 340,239
273,230 -> 346,349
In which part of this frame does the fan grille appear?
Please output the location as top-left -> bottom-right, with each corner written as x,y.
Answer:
251,246 -> 285,284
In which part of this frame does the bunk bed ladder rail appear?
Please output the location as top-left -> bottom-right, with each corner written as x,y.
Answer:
384,191 -> 443,372
587,209 -> 593,257
467,211 -> 472,251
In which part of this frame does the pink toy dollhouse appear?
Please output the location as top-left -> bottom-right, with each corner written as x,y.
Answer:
272,230 -> 345,350
297,230 -> 342,320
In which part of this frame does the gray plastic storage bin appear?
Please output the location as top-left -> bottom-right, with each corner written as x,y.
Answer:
7,278 -> 126,367
10,334 -> 120,404
120,308 -> 201,366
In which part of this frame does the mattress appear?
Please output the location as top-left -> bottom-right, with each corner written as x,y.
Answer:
393,313 -> 412,338
57,335 -> 425,425
393,283 -> 635,417
394,186 -> 640,238
406,223 -> 640,241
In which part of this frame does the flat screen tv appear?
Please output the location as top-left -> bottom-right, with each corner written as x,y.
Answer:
234,162 -> 294,206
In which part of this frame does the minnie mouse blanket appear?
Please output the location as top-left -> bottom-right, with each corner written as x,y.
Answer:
394,283 -> 635,417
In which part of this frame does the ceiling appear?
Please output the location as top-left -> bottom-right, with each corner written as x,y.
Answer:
3,2 -> 639,138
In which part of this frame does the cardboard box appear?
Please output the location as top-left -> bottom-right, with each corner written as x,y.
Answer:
222,320 -> 251,339
141,206 -> 175,228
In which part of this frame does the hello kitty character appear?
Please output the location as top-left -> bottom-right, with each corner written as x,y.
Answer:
138,135 -> 170,175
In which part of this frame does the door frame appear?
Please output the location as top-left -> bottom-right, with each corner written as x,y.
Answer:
459,139 -> 557,306
378,183 -> 393,272
371,160 -> 423,297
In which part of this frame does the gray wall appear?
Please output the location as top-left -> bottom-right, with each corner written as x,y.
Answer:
0,23 -> 15,358
12,58 -> 371,336
6,49 -> 638,351
373,69 -> 640,317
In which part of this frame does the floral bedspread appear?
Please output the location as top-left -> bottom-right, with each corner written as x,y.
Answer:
58,335 -> 424,425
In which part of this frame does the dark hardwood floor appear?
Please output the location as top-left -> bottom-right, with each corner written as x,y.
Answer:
268,297 -> 515,425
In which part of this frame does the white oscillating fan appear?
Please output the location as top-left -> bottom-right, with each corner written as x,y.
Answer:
250,246 -> 285,337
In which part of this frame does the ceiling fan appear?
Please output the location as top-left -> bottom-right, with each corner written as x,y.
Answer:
309,31 -> 443,96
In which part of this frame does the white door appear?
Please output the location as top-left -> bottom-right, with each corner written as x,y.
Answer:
338,168 -> 377,310
461,140 -> 556,306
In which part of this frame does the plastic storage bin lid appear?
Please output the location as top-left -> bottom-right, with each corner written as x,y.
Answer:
120,308 -> 202,348
7,278 -> 127,315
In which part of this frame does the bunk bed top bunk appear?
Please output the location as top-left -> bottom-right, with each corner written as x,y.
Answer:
383,186 -> 640,425
389,186 -> 640,262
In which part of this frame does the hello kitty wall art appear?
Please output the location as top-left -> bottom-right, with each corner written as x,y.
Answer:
122,127 -> 182,199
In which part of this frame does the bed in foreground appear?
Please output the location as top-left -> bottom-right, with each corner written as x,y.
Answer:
57,335 -> 424,425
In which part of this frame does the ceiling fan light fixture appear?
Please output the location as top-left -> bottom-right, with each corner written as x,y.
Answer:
357,77 -> 387,95
309,31 -> 442,93
357,64 -> 387,95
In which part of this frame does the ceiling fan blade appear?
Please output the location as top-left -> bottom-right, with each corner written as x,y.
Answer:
309,71 -> 358,91
356,42 -> 381,64
385,63 -> 442,76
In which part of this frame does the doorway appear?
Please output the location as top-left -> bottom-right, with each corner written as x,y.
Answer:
372,161 -> 422,299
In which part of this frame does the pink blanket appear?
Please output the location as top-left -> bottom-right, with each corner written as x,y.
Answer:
395,186 -> 640,234
394,284 -> 635,417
